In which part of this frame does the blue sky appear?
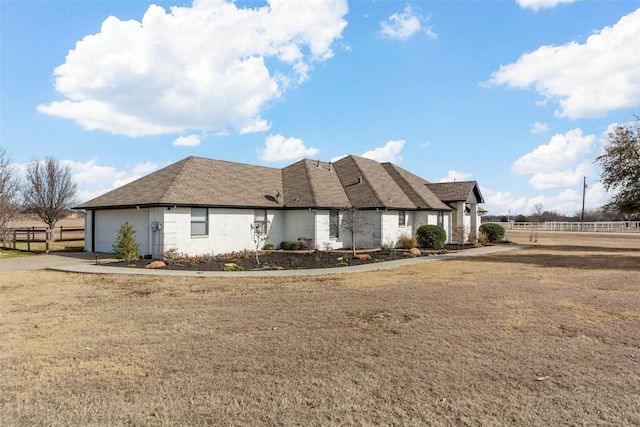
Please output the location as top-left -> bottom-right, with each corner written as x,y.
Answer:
2,0 -> 640,216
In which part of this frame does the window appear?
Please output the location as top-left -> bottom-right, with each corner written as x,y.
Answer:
329,210 -> 339,238
398,210 -> 406,227
437,211 -> 444,228
254,209 -> 267,234
191,207 -> 208,236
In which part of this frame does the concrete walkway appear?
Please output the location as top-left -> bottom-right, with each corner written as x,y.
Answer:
1,245 -> 525,277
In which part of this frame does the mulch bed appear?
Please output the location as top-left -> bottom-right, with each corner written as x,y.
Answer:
104,246 -> 474,271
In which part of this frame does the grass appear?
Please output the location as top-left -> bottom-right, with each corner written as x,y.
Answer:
1,231 -> 639,425
0,248 -> 34,259
6,240 -> 84,253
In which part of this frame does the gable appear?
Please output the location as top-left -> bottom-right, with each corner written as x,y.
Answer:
425,181 -> 485,204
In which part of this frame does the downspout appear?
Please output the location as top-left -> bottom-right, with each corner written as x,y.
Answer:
313,210 -> 318,250
90,209 -> 96,253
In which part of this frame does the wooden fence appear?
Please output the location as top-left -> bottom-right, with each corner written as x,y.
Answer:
498,221 -> 640,233
3,225 -> 85,252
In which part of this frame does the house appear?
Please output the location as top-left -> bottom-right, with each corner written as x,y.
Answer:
426,181 -> 485,242
76,155 -> 484,257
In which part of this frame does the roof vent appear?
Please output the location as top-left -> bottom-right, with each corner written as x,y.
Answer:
358,176 -> 363,184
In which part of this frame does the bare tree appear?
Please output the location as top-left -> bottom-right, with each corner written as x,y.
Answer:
533,203 -> 544,223
0,148 -> 22,246
337,207 -> 373,257
452,225 -> 470,247
22,157 -> 77,230
250,217 -> 272,264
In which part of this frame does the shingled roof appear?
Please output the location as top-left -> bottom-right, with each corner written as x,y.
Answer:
332,155 -> 418,209
76,156 -> 284,209
425,181 -> 485,204
381,163 -> 451,210
77,155 -> 471,211
281,159 -> 350,208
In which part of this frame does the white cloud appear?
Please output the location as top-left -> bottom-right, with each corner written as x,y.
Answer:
512,128 -> 595,174
488,8 -> 640,118
38,0 -> 348,137
527,160 -> 592,190
173,135 -> 201,147
439,170 -> 472,183
379,5 -> 436,40
132,161 -> 159,175
516,0 -> 577,12
331,140 -> 405,164
530,122 -> 549,134
481,187 -> 528,215
259,134 -> 319,162
482,179 -> 610,216
59,159 -> 159,203
361,140 -> 405,163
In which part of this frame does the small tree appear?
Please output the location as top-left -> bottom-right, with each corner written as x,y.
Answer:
250,218 -> 272,264
0,148 -> 21,246
22,157 -> 77,230
595,116 -> 640,215
337,207 -> 372,257
113,221 -> 140,262
532,203 -> 544,223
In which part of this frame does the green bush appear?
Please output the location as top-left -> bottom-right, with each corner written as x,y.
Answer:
479,223 -> 505,242
416,225 -> 447,249
263,243 -> 275,250
113,221 -> 141,262
280,241 -> 302,250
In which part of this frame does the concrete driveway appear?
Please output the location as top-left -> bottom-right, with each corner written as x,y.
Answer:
0,245 -> 525,277
0,252 -> 116,272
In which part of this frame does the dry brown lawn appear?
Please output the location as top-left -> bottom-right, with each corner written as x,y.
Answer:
1,230 -> 639,426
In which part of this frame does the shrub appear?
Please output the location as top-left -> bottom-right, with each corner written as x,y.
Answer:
397,234 -> 417,249
263,243 -> 275,250
477,231 -> 490,245
479,223 -> 505,242
280,241 -> 302,250
415,225 -> 446,249
162,248 -> 182,265
223,264 -> 245,272
113,221 -> 140,262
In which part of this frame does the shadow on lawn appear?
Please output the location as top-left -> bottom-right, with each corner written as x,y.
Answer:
464,245 -> 640,271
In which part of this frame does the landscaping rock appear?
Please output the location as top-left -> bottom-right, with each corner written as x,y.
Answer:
146,261 -> 166,269
355,254 -> 372,260
410,248 -> 421,256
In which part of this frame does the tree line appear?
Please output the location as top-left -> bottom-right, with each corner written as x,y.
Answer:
0,149 -> 78,244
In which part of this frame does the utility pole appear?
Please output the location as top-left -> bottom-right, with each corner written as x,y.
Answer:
581,176 -> 587,231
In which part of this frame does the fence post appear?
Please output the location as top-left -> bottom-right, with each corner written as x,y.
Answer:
27,226 -> 33,252
60,225 -> 63,240
13,230 -> 16,249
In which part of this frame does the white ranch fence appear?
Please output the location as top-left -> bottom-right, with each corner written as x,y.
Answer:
496,221 -> 640,233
